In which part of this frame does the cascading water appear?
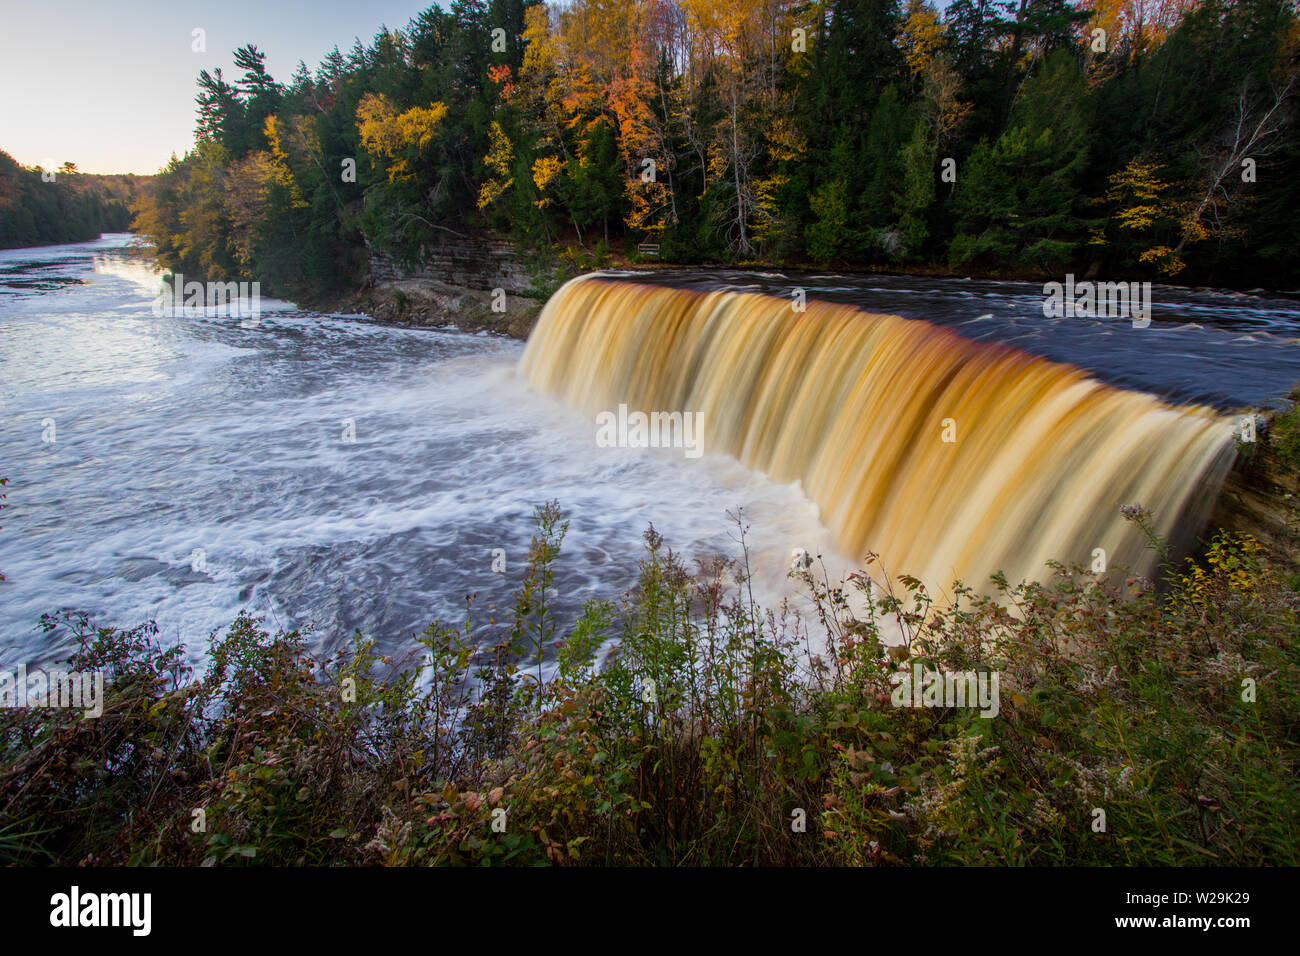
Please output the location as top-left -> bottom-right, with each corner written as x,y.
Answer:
520,275 -> 1239,595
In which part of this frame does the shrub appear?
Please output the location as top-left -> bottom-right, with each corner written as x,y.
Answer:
3,505 -> 1296,866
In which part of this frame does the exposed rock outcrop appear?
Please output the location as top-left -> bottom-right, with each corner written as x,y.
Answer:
1208,440 -> 1300,572
368,237 -> 535,295
367,277 -> 539,339
320,235 -> 544,339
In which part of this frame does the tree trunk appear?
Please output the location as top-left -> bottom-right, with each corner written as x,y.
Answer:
731,84 -> 748,254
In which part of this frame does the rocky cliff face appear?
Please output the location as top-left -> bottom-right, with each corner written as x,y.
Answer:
326,236 -> 544,339
368,237 -> 535,294
364,275 -> 540,339
1208,441 -> 1300,572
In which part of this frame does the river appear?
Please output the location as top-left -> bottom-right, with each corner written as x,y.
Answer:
2,234 -> 1299,667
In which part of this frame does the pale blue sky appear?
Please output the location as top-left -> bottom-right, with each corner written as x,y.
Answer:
0,0 -> 438,174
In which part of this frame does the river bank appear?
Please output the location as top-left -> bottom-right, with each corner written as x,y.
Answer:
311,240 -> 1300,345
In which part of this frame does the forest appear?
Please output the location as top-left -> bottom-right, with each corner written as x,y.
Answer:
0,151 -> 138,249
129,0 -> 1300,303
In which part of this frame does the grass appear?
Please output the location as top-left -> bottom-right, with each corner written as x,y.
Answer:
1,502 -> 1297,866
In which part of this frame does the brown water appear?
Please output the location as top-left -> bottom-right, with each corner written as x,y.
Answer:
521,276 -> 1238,595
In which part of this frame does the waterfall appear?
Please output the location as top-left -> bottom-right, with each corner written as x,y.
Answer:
520,276 -> 1237,594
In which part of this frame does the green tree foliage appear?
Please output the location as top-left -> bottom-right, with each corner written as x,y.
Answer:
568,118 -> 626,245
895,118 -> 938,259
806,178 -> 850,264
0,152 -> 134,249
950,50 -> 1095,270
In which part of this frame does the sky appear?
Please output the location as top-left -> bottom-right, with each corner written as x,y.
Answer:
0,0 -> 439,175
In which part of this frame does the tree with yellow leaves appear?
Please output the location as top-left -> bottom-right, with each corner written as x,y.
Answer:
899,0 -> 946,77
900,0 -> 971,149
682,0 -> 765,254
1096,158 -> 1185,275
559,0 -> 674,240
478,120 -> 516,210
355,93 -> 449,182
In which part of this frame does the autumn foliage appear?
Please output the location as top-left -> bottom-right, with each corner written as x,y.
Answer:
130,1 -> 1300,300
